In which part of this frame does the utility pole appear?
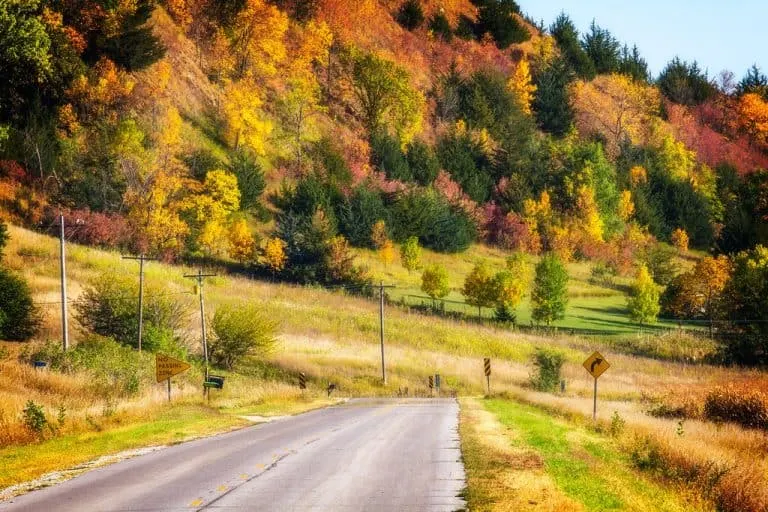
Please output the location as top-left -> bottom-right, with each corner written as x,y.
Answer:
379,281 -> 386,385
59,213 -> 69,351
184,269 -> 217,386
378,281 -> 396,386
122,254 -> 157,352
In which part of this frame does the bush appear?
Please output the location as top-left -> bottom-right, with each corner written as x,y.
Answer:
428,12 -> 453,41
421,264 -> 450,300
43,209 -> 131,250
531,254 -> 568,326
29,336 -> 155,397
74,272 -> 189,351
23,400 -> 47,435
210,304 -> 277,370
530,347 -> 565,392
0,267 -> 41,341
396,0 -> 424,30
704,386 -> 768,431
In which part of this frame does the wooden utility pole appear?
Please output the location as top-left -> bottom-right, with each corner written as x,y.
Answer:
184,269 -> 217,385
122,254 -> 157,352
59,213 -> 69,351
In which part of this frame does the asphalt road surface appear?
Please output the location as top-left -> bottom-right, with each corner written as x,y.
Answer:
1,398 -> 466,511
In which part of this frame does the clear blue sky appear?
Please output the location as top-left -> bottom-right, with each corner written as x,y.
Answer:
520,1 -> 767,80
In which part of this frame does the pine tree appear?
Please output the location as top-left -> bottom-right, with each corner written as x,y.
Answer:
532,57 -> 574,136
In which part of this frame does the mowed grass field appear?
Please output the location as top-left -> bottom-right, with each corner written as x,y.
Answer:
354,244 -> 698,335
1,225 -> 766,510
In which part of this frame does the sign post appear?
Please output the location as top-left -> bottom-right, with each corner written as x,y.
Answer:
156,353 -> 192,402
435,373 -> 441,397
483,358 -> 491,395
582,351 -> 610,421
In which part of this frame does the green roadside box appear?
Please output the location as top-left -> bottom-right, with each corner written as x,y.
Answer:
204,375 -> 225,389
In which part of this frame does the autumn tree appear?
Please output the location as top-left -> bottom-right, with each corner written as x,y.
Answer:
230,0 -> 288,79
222,78 -> 272,155
508,59 -> 536,115
618,190 -> 634,221
281,20 -> 332,170
261,237 -> 287,273
229,218 -> 256,262
421,264 -> 450,302
671,228 -> 689,252
738,93 -> 768,147
531,253 -> 568,326
627,264 -> 660,325
400,236 -> 421,273
492,269 -> 524,322
370,219 -> 388,249
346,48 -> 425,144
462,262 -> 496,316
571,73 -> 660,159
185,169 -> 241,257
380,239 -> 395,267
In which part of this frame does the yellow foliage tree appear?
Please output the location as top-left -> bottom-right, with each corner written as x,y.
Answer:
618,190 -> 635,222
576,185 -> 604,243
223,78 -> 272,155
229,219 -> 256,262
261,237 -> 287,273
508,59 -> 537,115
671,228 -> 689,252
380,239 -> 395,267
571,74 -> 660,159
371,219 -> 388,249
629,165 -> 647,187
231,0 -> 288,79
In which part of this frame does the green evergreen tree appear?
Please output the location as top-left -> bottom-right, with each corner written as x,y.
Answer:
549,12 -> 595,79
657,58 -> 716,106
396,0 -> 424,31
581,20 -> 620,75
532,57 -> 574,136
736,64 -> 768,99
531,253 -> 568,326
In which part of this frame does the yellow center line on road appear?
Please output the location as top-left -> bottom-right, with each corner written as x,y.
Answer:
256,463 -> 266,469
188,498 -> 203,507
216,485 -> 228,492
239,474 -> 249,480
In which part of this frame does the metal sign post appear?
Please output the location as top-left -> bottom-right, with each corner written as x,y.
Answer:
583,351 -> 610,421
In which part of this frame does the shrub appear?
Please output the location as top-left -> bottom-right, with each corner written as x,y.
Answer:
590,262 -> 617,287
210,304 -> 278,370
22,400 -> 47,436
396,0 -> 424,30
428,12 -> 453,41
44,209 -> 131,250
74,272 -> 189,351
704,386 -> 768,431
530,347 -> 565,392
0,267 -> 41,341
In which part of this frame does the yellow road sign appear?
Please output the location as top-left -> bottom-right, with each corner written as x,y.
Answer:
156,353 -> 191,383
583,351 -> 610,379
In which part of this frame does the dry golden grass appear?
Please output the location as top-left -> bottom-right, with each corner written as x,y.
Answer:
3,225 -> 768,508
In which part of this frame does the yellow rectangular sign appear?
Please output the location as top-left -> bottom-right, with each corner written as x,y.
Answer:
583,351 -> 610,379
156,353 -> 191,383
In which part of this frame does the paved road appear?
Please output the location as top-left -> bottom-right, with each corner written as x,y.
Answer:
1,399 -> 466,511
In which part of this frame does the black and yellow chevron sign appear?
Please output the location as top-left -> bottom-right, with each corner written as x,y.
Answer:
299,372 -> 307,390
483,358 -> 491,377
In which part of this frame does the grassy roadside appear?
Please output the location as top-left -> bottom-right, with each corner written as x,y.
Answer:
0,398 -> 333,491
460,397 -> 712,512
